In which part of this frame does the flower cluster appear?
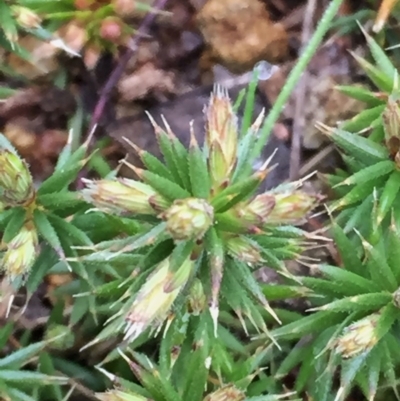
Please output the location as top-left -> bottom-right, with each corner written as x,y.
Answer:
81,86 -> 320,343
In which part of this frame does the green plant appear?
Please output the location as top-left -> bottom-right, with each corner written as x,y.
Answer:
264,219 -> 400,401
320,28 -> 400,243
0,84 -> 321,399
94,337 -> 297,401
0,323 -> 68,401
76,86 -> 320,350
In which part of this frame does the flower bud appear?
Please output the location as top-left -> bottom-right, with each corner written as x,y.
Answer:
161,198 -> 214,241
203,385 -> 245,401
205,86 -> 238,187
81,178 -> 168,215
124,256 -> 194,342
0,150 -> 35,206
100,17 -> 124,42
1,222 -> 39,280
235,193 -> 276,226
45,324 -> 75,350
335,314 -> 379,358
266,190 -> 319,225
188,278 -> 207,315
225,235 -> 262,264
95,390 -> 149,401
11,6 -> 41,29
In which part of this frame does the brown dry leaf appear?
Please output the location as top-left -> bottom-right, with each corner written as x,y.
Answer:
3,119 -> 67,179
46,273 -> 74,307
3,118 -> 37,155
57,20 -> 87,55
196,0 -> 289,74
118,62 -> 176,103
6,36 -> 59,80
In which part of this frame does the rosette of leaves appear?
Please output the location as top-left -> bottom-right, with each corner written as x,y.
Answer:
77,86 -> 320,348
93,315 -> 296,401
320,28 -> 400,241
267,221 -> 400,401
0,323 -> 68,401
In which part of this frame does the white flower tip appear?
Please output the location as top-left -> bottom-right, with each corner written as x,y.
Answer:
209,305 -> 219,337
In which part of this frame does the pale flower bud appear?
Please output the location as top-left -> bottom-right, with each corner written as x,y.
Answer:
236,193 -> 276,225
161,198 -> 214,241
124,256 -> 194,342
11,6 -> 41,29
205,86 -> 238,186
1,221 -> 39,280
0,150 -> 35,206
266,191 -> 319,225
95,389 -> 149,401
81,178 -> 168,215
203,385 -> 245,401
335,314 -> 379,358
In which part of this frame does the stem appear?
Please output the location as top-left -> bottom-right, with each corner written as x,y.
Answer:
250,0 -> 345,174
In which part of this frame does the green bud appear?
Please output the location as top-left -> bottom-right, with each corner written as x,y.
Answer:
335,314 -> 379,358
1,221 -> 39,280
203,385 -> 245,401
11,5 -> 41,29
124,256 -> 194,342
95,390 -> 149,401
81,178 -> 169,215
45,324 -> 75,350
0,150 -> 35,206
161,198 -> 214,241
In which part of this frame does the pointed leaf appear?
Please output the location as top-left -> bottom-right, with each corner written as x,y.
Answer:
351,52 -> 393,92
37,191 -> 84,210
310,292 -> 392,313
339,104 -> 385,133
363,239 -> 398,291
336,85 -> 384,107
362,25 -> 398,79
189,136 -> 210,199
2,207 -> 26,242
331,222 -> 364,275
38,160 -> 86,195
327,127 -> 388,164
376,169 -> 400,226
33,209 -> 64,258
141,170 -> 190,201
337,160 -> 393,187
318,264 -> 379,294
46,213 -> 92,246
0,340 -> 47,369
272,311 -> 346,340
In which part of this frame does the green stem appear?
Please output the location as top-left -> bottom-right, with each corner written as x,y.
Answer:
250,0 -> 345,173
